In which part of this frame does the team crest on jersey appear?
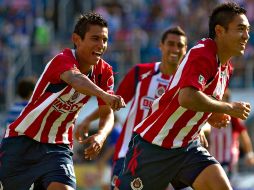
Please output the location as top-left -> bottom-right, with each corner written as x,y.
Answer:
69,91 -> 80,103
155,84 -> 167,98
131,177 -> 143,190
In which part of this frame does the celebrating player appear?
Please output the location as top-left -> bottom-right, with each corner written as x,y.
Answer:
0,12 -> 125,190
76,26 -> 188,190
115,2 -> 251,190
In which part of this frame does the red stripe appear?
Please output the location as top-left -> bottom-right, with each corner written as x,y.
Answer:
55,112 -> 75,143
143,95 -> 179,142
181,114 -> 208,147
40,110 -> 61,142
24,104 -> 53,138
162,110 -> 196,148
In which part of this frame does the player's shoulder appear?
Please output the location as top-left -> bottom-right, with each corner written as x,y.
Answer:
135,62 -> 157,71
53,48 -> 75,63
190,38 -> 217,64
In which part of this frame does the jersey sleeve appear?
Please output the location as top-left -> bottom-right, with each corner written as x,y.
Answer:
179,54 -> 216,91
47,55 -> 78,84
97,65 -> 115,105
116,66 -> 137,103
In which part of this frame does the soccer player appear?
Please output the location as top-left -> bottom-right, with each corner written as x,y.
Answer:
0,12 -> 125,190
114,2 -> 251,190
75,26 -> 188,189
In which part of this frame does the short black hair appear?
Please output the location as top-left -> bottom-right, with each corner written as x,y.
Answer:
209,2 -> 247,39
161,26 -> 187,44
17,77 -> 36,99
73,12 -> 108,40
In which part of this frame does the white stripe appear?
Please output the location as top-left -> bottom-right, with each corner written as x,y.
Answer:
28,58 -> 55,103
169,44 -> 204,90
152,106 -> 186,146
15,88 -> 66,133
33,106 -> 53,141
173,112 -> 204,147
61,121 -> 74,144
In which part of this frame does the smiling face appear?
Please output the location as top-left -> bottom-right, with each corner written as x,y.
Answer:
160,33 -> 187,67
219,14 -> 250,57
72,24 -> 108,71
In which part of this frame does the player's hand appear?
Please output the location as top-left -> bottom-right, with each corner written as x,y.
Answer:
82,132 -> 106,160
102,93 -> 126,111
208,113 -> 230,129
75,121 -> 89,142
228,102 -> 251,120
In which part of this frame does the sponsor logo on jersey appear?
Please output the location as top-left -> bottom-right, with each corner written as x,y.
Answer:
130,177 -> 143,190
52,91 -> 83,113
141,97 -> 155,110
198,74 -> 205,85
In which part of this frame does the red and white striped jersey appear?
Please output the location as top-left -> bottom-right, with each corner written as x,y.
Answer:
134,38 -> 233,149
5,48 -> 114,145
209,117 -> 246,165
114,62 -> 172,160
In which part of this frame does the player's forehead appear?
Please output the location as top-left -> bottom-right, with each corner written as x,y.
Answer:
85,25 -> 108,37
164,33 -> 186,44
228,14 -> 250,29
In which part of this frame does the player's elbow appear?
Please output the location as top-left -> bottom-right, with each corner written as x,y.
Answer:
178,88 -> 193,108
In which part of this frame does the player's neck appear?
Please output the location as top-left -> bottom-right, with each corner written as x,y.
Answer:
159,62 -> 176,75
75,50 -> 93,74
215,40 -> 231,65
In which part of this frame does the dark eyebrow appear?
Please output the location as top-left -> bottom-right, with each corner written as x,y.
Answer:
238,23 -> 250,29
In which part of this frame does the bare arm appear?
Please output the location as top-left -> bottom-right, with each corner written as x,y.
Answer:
75,109 -> 100,141
60,70 -> 125,110
81,105 -> 114,160
178,87 -> 251,120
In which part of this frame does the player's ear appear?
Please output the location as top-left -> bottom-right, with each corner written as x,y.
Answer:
159,42 -> 163,51
72,33 -> 81,47
215,25 -> 225,38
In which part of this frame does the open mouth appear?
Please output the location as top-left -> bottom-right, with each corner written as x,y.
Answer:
92,51 -> 103,58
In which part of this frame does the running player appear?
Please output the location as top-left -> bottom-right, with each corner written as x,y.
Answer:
75,26 -> 188,190
0,12 -> 125,190
115,2 -> 251,190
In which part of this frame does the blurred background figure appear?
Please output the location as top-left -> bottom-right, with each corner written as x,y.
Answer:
204,88 -> 254,182
5,77 -> 36,126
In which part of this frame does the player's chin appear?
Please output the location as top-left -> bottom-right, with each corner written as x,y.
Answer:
237,49 -> 245,56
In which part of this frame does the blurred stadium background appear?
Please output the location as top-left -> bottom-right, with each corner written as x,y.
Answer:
1,0 -> 254,189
